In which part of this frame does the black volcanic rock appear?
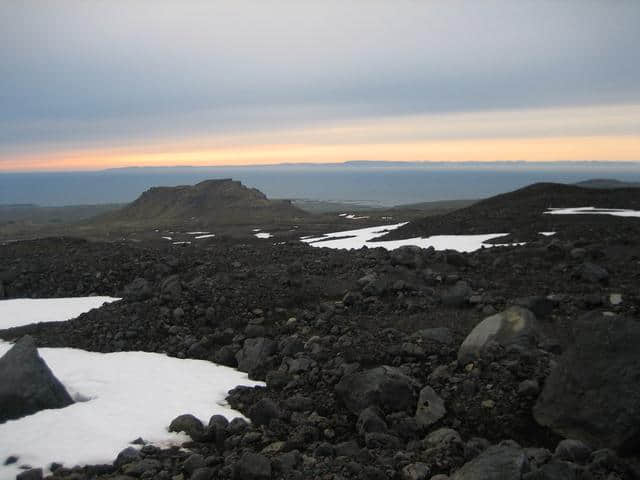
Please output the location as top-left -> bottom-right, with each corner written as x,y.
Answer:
533,312 -> 640,453
382,182 -> 640,242
95,178 -> 307,228
335,366 -> 419,414
0,335 -> 73,422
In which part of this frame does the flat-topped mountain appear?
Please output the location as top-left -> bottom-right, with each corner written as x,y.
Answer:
94,179 -> 307,228
382,182 -> 640,242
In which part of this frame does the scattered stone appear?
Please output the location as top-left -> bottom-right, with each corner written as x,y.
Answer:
554,439 -> 592,464
450,445 -> 528,480
415,386 -> 446,428
233,452 -> 271,480
442,281 -> 473,307
16,469 -> 43,480
401,462 -> 431,480
335,366 -> 419,414
168,414 -> 205,440
235,337 -> 276,374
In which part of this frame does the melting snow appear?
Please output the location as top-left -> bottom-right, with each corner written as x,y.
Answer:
301,223 -> 511,252
0,298 -> 263,477
0,344 -> 263,478
255,232 -> 273,239
161,236 -> 172,240
540,231 -> 556,236
195,234 -> 216,239
186,231 -> 209,235
172,241 -> 191,245
545,207 -> 640,217
0,297 -> 119,330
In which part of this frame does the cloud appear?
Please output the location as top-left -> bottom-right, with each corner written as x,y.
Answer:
1,0 -> 639,164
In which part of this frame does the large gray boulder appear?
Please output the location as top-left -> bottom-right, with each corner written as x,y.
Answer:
0,336 -> 73,423
335,366 -> 419,414
458,307 -> 538,364
533,312 -> 640,453
450,445 -> 528,480
235,337 -> 276,373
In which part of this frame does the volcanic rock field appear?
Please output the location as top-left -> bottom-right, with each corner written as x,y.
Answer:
2,182 -> 640,480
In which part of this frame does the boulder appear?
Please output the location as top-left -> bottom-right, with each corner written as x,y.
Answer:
335,365 -> 419,414
415,386 -> 446,428
168,414 -> 205,440
0,336 -> 73,423
533,312 -> 640,453
16,469 -> 43,480
450,445 -> 528,480
458,307 -> 538,364
235,337 -> 276,373
248,398 -> 282,426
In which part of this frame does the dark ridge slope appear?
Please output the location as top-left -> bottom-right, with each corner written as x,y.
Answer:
382,182 -> 640,242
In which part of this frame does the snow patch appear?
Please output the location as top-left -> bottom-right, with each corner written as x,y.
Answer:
0,298 -> 262,477
544,207 -> 640,217
172,241 -> 191,245
186,231 -> 209,235
255,232 -> 273,239
0,297 -> 120,330
0,343 -> 263,478
301,223 -> 512,253
161,236 -> 172,240
539,231 -> 556,236
194,234 -> 216,239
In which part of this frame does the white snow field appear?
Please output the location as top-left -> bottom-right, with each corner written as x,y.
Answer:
544,207 -> 640,217
301,223 -> 511,253
0,344 -> 263,478
255,232 -> 273,239
0,298 -> 263,477
0,297 -> 119,330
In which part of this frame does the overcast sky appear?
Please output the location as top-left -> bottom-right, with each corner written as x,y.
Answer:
1,1 -> 639,170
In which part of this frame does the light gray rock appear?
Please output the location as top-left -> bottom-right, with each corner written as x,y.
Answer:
401,462 -> 431,480
457,307 -> 538,364
415,386 -> 446,428
450,445 -> 528,480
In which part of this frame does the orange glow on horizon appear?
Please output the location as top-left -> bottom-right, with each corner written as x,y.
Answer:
2,135 -> 639,172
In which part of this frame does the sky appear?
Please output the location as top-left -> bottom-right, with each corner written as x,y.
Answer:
1,1 -> 639,171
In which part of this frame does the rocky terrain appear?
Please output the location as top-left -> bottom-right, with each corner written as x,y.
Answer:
2,182 -> 640,479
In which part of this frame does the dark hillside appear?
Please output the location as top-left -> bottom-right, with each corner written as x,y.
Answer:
382,182 -> 640,243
